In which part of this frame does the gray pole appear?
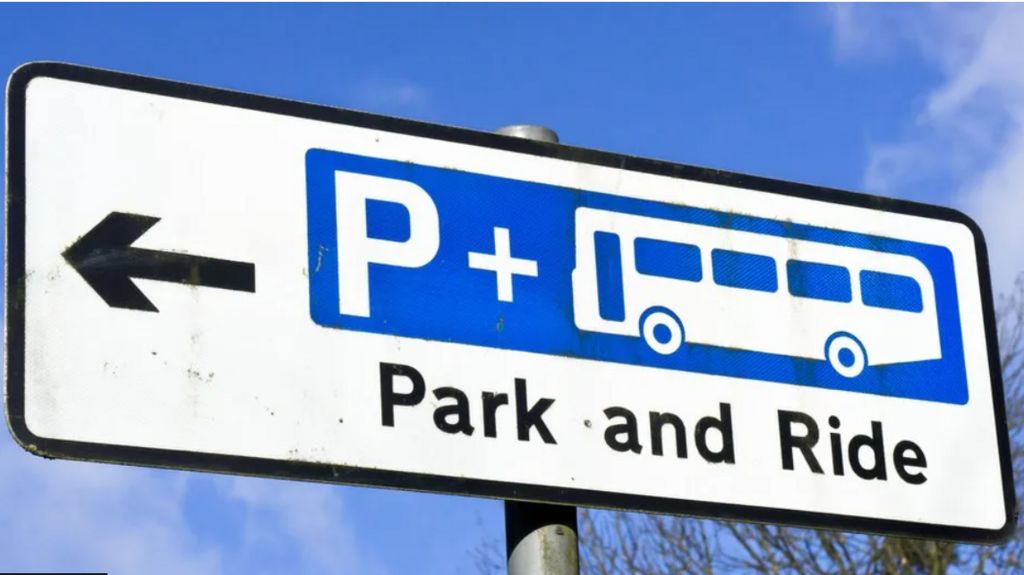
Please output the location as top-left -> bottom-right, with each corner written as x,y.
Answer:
495,123 -> 581,575
495,124 -> 560,144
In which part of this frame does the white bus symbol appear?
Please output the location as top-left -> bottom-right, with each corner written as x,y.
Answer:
571,207 -> 941,378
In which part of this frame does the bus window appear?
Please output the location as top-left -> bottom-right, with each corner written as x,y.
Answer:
634,238 -> 702,282
595,232 -> 626,321
711,249 -> 777,292
786,260 -> 852,302
860,270 -> 923,313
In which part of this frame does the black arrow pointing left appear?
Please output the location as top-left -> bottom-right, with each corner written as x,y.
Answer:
63,211 -> 256,312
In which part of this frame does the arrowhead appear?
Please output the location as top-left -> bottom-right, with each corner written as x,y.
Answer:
62,212 -> 163,312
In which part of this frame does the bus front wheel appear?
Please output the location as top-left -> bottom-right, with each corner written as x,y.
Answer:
826,332 -> 867,378
641,308 -> 684,355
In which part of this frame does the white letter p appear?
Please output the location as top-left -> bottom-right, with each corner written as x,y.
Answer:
334,171 -> 439,317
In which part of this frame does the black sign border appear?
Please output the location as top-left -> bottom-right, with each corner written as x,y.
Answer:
5,62 -> 1017,544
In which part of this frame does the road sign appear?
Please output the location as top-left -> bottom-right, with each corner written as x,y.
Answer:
5,63 -> 1016,542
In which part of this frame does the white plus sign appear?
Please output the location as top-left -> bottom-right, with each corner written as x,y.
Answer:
467,227 -> 538,302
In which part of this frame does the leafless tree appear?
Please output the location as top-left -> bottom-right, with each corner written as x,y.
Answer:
478,276 -> 1024,575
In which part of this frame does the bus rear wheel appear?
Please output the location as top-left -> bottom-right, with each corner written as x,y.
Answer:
826,332 -> 867,378
641,308 -> 684,355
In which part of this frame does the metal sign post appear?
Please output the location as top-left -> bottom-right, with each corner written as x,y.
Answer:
496,124 -> 580,575
505,499 -> 579,575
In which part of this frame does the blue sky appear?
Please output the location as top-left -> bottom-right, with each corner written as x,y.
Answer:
2,4 -> 1023,574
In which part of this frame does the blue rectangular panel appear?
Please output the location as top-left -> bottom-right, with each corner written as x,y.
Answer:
787,260 -> 852,302
711,249 -> 778,292
595,232 -> 626,321
861,270 -> 924,313
635,238 -> 702,282
307,148 -> 967,404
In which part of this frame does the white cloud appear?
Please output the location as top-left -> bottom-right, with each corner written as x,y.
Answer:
825,4 -> 988,69
827,3 -> 906,62
0,435 -> 221,574
351,76 -> 431,116
828,4 -> 1024,292
221,475 -> 390,575
0,429 -> 387,574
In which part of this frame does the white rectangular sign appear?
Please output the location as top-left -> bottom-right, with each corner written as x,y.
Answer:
5,63 -> 1015,542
